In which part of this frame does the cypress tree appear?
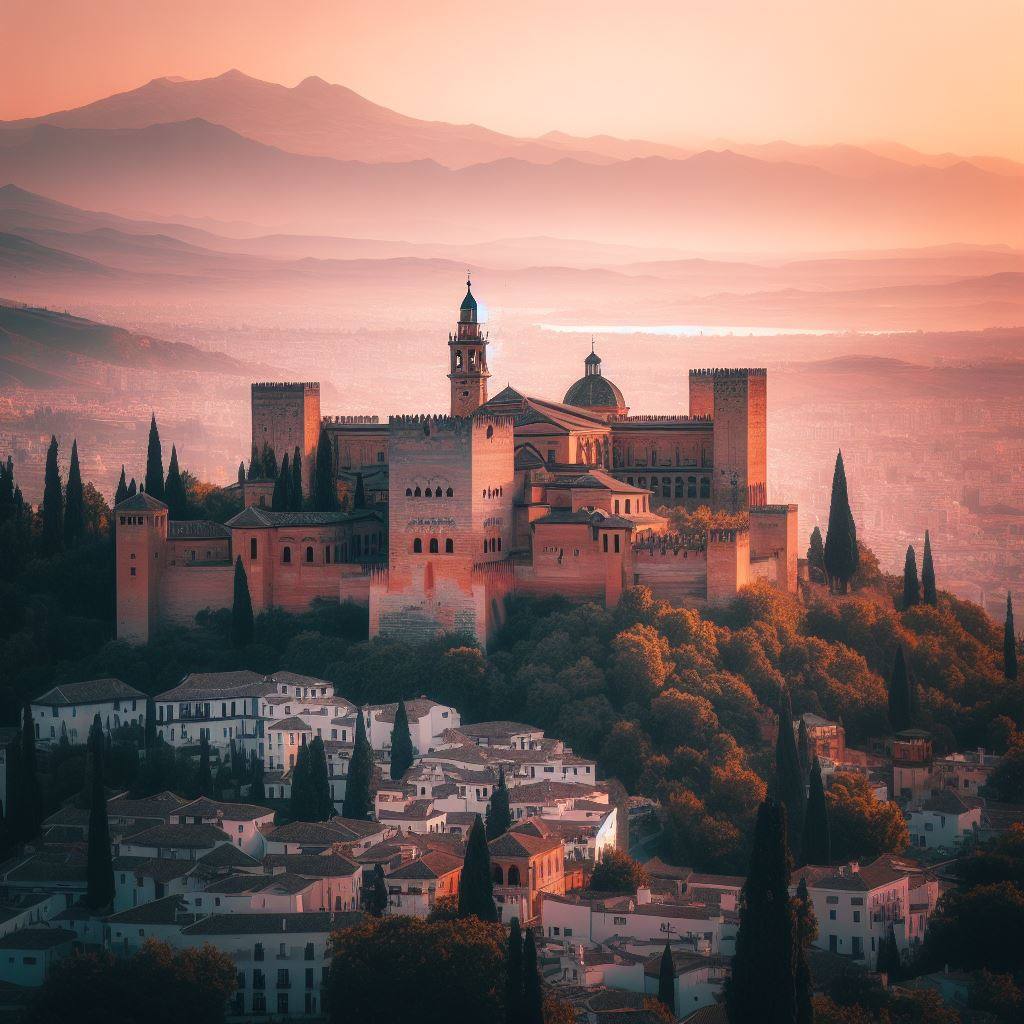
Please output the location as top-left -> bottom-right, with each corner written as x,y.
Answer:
313,426 -> 339,513
85,715 -> 114,911
0,457 -> 13,523
127,477 -> 137,498
389,700 -> 415,781
164,444 -> 187,519
231,556 -> 254,648
250,753 -> 265,802
797,717 -> 810,784
522,927 -> 543,1024
806,526 -> 825,580
290,742 -> 312,820
486,766 -> 512,839
290,446 -> 303,511
823,450 -> 858,593
41,435 -> 64,555
196,735 -> 213,797
114,465 -> 129,507
306,736 -> 335,820
144,698 -> 156,750
505,917 -> 524,1024
794,878 -> 815,1024
342,709 -> 373,820
15,705 -> 42,843
144,414 -> 165,500
261,443 -> 277,481
774,691 -> 805,856
457,814 -> 497,922
237,462 -> 245,488
1005,593 -> 1018,681
63,439 -> 85,546
657,941 -> 676,1014
727,799 -> 796,1024
272,454 -> 290,512
921,530 -> 937,606
248,443 -> 261,481
369,864 -> 388,917
800,757 -> 831,867
902,545 -> 920,608
888,645 -> 912,733
876,923 -> 901,978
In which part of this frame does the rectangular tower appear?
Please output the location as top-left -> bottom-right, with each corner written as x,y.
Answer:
250,382 -> 321,496
115,493 -> 169,644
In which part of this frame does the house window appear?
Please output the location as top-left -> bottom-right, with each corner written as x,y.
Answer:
305,546 -> 314,563
277,969 -> 290,989
254,943 -> 264,961
304,943 -> 314,961
277,993 -> 289,1014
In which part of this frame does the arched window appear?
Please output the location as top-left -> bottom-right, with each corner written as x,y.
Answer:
662,477 -> 671,498
483,540 -> 488,553
282,546 -> 291,564
414,486 -> 421,497
507,865 -> 521,886
687,476 -> 697,498
425,487 -> 433,498
305,546 -> 314,563
250,538 -> 258,561
497,538 -> 502,551
413,538 -> 422,553
486,425 -> 494,439
492,865 -> 504,885
405,488 -> 412,496
445,539 -> 454,553
435,489 -> 442,499
429,538 -> 439,553
675,477 -> 685,498
700,477 -> 711,499
446,487 -> 453,497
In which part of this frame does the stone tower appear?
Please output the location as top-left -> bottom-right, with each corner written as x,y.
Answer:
448,277 -> 490,417
250,382 -> 321,495
115,492 -> 169,644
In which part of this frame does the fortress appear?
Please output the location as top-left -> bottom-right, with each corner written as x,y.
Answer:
115,279 -> 797,647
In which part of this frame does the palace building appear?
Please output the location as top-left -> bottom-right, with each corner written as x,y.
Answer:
115,278 -> 797,647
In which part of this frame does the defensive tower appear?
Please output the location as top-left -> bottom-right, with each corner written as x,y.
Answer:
448,277 -> 490,417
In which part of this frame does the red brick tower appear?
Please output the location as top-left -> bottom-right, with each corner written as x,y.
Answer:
115,492 -> 169,643
448,277 -> 490,417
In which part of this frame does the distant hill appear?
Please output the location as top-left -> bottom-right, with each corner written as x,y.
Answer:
0,302 -> 252,383
0,120 -> 1020,251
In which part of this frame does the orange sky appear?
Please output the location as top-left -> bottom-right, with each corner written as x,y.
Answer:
2,0 -> 1022,159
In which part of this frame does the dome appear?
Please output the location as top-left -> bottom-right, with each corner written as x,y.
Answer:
563,374 -> 626,411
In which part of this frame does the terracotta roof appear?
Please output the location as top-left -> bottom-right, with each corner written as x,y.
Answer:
386,851 -> 462,880
115,492 -> 167,512
268,671 -> 338,690
156,671 -> 274,701
267,716 -> 313,732
378,800 -> 442,822
124,823 -> 230,849
181,912 -> 362,936
458,721 -> 541,740
196,845 -> 262,870
168,520 -> 230,540
366,698 -> 448,725
173,797 -> 275,823
205,872 -> 315,895
263,854 -> 360,878
105,895 -> 193,925
264,818 -> 382,845
107,792 -> 189,820
509,781 -> 602,803
918,790 -> 983,815
533,507 -> 635,530
489,831 -> 563,858
0,927 -> 76,950
34,678 -> 146,707
225,507 -> 365,529
3,853 -> 87,885
111,856 -> 196,882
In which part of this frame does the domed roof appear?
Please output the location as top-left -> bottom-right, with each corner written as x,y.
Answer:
563,374 -> 626,411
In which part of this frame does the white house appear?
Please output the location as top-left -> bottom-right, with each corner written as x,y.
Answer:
384,850 -> 462,917
111,855 -> 201,913
0,927 -> 77,987
169,798 -> 275,858
364,699 -> 460,757
118,822 -> 233,861
262,854 -> 363,912
907,790 -> 983,851
32,678 -> 147,745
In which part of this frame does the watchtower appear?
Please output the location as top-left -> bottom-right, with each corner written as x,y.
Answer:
448,278 -> 490,417
250,382 -> 321,495
115,492 -> 169,643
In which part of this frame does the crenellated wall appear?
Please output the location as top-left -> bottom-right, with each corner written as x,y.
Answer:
251,382 -> 321,495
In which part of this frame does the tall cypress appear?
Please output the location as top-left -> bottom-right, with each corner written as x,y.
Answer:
41,435 -> 64,556
261,443 -> 277,481
389,700 -> 415,781
486,766 -> 512,839
369,864 -> 388,917
823,450 -> 858,594
313,426 -> 339,513
144,414 -> 165,500
272,454 -> 290,512
0,457 -> 13,522
505,917 -> 524,1024
1005,593 -> 1018,681
794,878 -> 815,1024
806,526 -> 825,579
231,556 -> 254,648
522,928 -> 543,1024
290,743 -> 312,820
237,462 -> 245,488
114,465 -> 129,507
127,477 -> 137,498
164,445 -> 187,519
15,705 -> 42,843
85,715 -> 114,911
248,443 -> 261,481
657,941 -> 676,1015
921,530 -> 937,606
800,757 -> 830,866
307,736 -> 335,820
290,446 -> 303,512
250,753 -> 266,802
796,717 -> 810,784
727,799 -> 796,1024
888,645 -> 912,733
876,923 -> 901,978
774,692 -> 805,856
196,735 -> 213,797
457,815 -> 497,922
342,710 -> 373,820
63,439 -> 85,546
902,545 -> 920,608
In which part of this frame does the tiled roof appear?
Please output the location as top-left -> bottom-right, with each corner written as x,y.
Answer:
181,911 -> 362,936
0,927 -> 77,950
262,854 -> 360,878
225,507 -> 359,529
457,721 -> 541,739
173,797 -> 275,822
550,469 -> 647,494
111,856 -> 196,882
268,671 -> 336,689
105,895 -> 193,925
533,507 -> 635,530
366,698 -> 447,725
124,823 -> 230,849
687,872 -> 744,887
488,831 -> 563,858
508,781 -> 601,803
3,853 -> 87,885
264,818 -> 382,845
267,716 -> 313,732
114,492 -> 167,512
107,792 -> 189,820
918,790 -> 983,815
168,520 -> 230,540
386,851 -> 462,880
156,671 -> 274,701
205,872 -> 315,895
34,678 -> 146,707
377,800 -> 442,822
196,845 -> 262,870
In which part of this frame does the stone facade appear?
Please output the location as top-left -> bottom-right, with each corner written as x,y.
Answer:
115,279 -> 798,649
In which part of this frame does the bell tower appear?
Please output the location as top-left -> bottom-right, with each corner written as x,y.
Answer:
448,276 -> 490,417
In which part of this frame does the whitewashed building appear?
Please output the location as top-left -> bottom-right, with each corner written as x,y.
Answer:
906,790 -> 983,851
32,678 -> 147,745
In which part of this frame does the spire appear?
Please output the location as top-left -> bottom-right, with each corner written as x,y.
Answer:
459,273 -> 477,323
584,339 -> 602,375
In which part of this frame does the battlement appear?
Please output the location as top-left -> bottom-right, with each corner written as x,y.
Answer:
709,527 -> 750,543
609,414 -> 713,423
324,415 -> 381,425
389,413 -> 517,432
633,531 -> 707,555
689,368 -> 767,378
251,381 -> 320,392
750,504 -> 799,515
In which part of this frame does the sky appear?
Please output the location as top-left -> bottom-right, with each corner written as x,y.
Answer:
2,0 -> 1023,159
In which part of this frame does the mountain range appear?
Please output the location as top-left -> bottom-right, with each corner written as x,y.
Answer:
0,72 -> 1021,251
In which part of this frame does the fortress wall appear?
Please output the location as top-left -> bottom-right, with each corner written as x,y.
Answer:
633,550 -> 707,605
750,504 -> 799,593
158,565 -> 234,626
706,528 -> 751,605
251,383 -> 321,494
338,572 -> 372,606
